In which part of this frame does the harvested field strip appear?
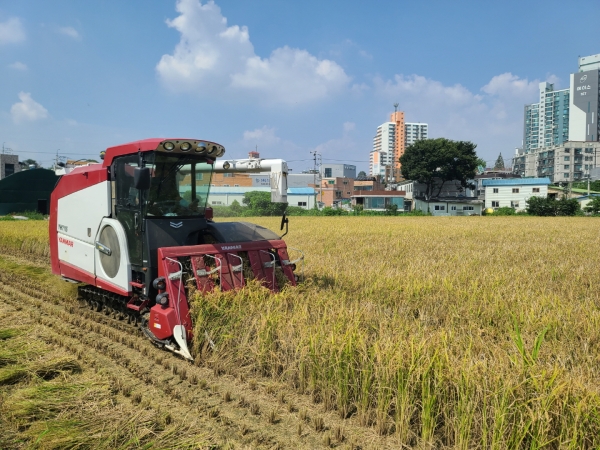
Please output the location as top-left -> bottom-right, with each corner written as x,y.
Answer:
0,254 -> 390,448
0,302 -> 212,450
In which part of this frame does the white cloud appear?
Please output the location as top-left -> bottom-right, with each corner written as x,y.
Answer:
0,18 -> 25,45
309,122 -> 360,161
343,122 -> 355,132
58,26 -> 80,39
10,92 -> 49,124
8,61 -> 27,71
243,126 -> 281,146
239,126 -> 302,160
157,0 -> 349,105
374,72 -> 551,161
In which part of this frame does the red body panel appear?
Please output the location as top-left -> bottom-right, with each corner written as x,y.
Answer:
102,138 -> 222,167
156,240 -> 296,339
59,260 -> 96,285
149,306 -> 179,340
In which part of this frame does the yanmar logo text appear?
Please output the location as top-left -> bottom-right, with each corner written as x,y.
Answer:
220,245 -> 242,251
59,237 -> 74,247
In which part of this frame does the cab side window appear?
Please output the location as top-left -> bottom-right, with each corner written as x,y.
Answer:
114,155 -> 140,209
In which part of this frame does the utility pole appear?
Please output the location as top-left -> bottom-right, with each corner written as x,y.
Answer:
310,150 -> 321,207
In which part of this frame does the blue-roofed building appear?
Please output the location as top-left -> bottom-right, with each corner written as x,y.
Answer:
207,186 -> 316,210
482,177 -> 550,211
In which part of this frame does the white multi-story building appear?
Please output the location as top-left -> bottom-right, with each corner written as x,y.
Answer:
405,123 -> 428,146
482,178 -> 550,211
369,122 -> 395,177
513,141 -> 600,183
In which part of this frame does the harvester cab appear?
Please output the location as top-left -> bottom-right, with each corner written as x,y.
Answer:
50,138 -> 303,360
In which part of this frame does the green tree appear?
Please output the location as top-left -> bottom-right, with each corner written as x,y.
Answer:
242,191 -> 287,216
357,170 -> 367,178
230,199 -> 243,216
476,158 -> 487,173
584,196 -> 600,214
400,138 -> 479,200
494,153 -> 505,170
572,180 -> 600,192
22,159 -> 39,169
526,196 -> 581,216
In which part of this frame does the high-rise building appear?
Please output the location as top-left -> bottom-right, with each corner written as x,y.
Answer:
369,122 -> 395,177
405,123 -> 428,146
390,111 -> 405,181
569,54 -> 600,142
523,53 -> 600,155
523,82 -> 569,153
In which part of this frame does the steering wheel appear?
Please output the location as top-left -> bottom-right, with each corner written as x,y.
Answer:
153,200 -> 179,214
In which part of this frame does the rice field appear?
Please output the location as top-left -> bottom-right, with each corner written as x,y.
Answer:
2,216 -> 600,447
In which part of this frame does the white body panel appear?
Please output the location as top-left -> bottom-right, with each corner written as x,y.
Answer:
57,181 -> 111,244
94,218 -> 131,293
56,232 -> 95,275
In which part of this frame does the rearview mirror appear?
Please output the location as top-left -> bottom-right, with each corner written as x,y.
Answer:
280,212 -> 288,230
134,167 -> 151,190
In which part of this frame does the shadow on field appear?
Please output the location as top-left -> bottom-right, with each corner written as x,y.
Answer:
301,273 -> 338,290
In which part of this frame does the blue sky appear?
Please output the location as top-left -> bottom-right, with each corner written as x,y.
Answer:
1,0 -> 599,172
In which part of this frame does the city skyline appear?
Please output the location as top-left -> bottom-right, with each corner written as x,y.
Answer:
1,0 -> 599,173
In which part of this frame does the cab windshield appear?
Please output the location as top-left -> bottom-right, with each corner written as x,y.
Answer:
145,152 -> 213,217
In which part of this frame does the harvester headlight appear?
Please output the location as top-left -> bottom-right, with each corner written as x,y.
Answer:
216,146 -> 225,157
207,145 -> 217,156
156,292 -> 169,307
196,143 -> 207,153
163,141 -> 175,151
152,277 -> 166,291
99,151 -> 106,160
180,142 -> 191,151
222,161 -> 231,170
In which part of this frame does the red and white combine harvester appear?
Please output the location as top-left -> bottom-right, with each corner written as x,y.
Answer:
50,138 -> 303,360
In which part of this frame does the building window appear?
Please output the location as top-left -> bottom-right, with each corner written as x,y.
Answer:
223,173 -> 234,178
451,205 -> 456,211
234,184 -> 239,187
564,156 -> 570,161
434,205 -> 445,211
512,188 -> 519,193
195,172 -> 204,180
564,148 -> 571,153
4,164 -> 14,177
223,184 -> 229,187
328,180 -> 334,185
324,168 -> 332,177
297,202 -> 307,207
491,201 -> 499,208
532,188 -> 540,193
564,165 -> 569,170
511,201 -> 519,208
347,191 -> 351,195
211,201 -> 222,205
464,206 -> 474,211
564,173 -> 569,178
493,188 -> 499,193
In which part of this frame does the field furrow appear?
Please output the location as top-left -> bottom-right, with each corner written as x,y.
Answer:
0,251 -> 395,449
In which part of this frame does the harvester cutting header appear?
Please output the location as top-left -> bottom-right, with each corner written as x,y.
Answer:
50,138 -> 302,360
